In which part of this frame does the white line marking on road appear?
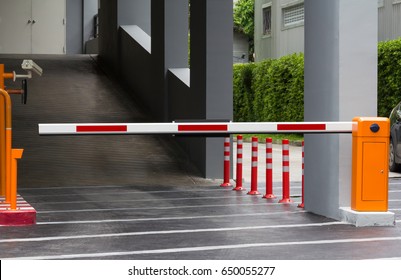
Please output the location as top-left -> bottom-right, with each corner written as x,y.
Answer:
8,234 -> 401,260
22,189 -> 228,198
36,201 -> 300,214
32,195 -> 301,206
36,210 -> 307,225
0,221 -> 346,244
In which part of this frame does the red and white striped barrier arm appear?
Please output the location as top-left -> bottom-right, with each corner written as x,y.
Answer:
38,122 -> 354,135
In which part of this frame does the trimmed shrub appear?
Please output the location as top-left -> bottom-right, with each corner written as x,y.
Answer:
251,53 -> 304,122
378,38 -> 401,117
233,63 -> 256,121
251,59 -> 272,121
234,53 -> 304,122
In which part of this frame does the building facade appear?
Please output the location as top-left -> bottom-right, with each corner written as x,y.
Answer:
254,0 -> 305,61
255,0 -> 401,61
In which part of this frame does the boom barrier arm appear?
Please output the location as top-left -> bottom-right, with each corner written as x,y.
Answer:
38,122 -> 354,135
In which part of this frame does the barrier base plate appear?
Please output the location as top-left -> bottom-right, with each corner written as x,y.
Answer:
247,190 -> 261,195
220,182 -> 233,188
340,207 -> 395,227
279,198 -> 294,204
0,195 -> 36,226
263,194 -> 277,199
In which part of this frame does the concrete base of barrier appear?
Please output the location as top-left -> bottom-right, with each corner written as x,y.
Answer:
0,195 -> 36,226
340,207 -> 395,227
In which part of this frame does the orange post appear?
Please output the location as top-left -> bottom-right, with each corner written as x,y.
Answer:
351,117 -> 390,212
1,64 -> 5,196
10,149 -> 23,210
0,64 -> 5,89
1,88 -> 12,199
1,65 -> 16,197
0,89 -> 12,202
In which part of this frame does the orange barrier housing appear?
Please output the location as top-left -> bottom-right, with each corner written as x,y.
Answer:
351,117 -> 390,212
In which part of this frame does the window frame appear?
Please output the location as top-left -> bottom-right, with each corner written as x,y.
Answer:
262,2 -> 272,38
281,1 -> 304,30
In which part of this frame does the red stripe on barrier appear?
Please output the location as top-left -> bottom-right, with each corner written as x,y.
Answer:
178,124 -> 228,132
76,125 -> 127,133
277,124 -> 326,131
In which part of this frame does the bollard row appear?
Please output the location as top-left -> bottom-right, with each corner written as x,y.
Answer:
221,136 -> 305,206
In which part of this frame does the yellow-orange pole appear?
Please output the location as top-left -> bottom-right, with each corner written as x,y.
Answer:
0,89 -> 12,203
0,64 -> 4,89
0,64 -> 5,196
3,73 -> 14,80
10,149 -> 23,210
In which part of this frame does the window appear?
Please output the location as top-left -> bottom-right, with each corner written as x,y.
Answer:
282,3 -> 304,28
263,6 -> 272,36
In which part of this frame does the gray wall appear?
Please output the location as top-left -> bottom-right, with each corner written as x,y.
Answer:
67,0 -> 99,54
67,0 -> 83,54
255,0 -> 304,61
99,0 -> 118,72
233,31 -> 249,63
83,0 -> 98,44
304,0 -> 377,220
118,0 -> 151,35
379,0 -> 401,41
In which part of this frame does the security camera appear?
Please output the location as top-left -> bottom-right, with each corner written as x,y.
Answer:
21,60 -> 43,76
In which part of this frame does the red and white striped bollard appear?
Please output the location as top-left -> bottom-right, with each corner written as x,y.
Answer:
263,137 -> 276,199
233,135 -> 245,191
248,137 -> 261,195
298,141 -> 305,208
279,139 -> 293,203
220,137 -> 232,187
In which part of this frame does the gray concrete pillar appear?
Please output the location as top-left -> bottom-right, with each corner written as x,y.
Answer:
151,0 -> 189,121
304,0 -> 378,219
119,0 -> 150,35
98,0 -> 118,73
189,0 -> 233,178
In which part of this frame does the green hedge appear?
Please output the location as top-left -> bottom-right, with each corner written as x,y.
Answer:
233,63 -> 257,121
234,53 -> 304,122
378,38 -> 401,117
234,38 -> 401,122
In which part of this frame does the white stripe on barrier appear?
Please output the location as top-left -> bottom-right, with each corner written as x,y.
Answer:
283,166 -> 290,172
38,121 -> 355,135
252,162 -> 258,167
